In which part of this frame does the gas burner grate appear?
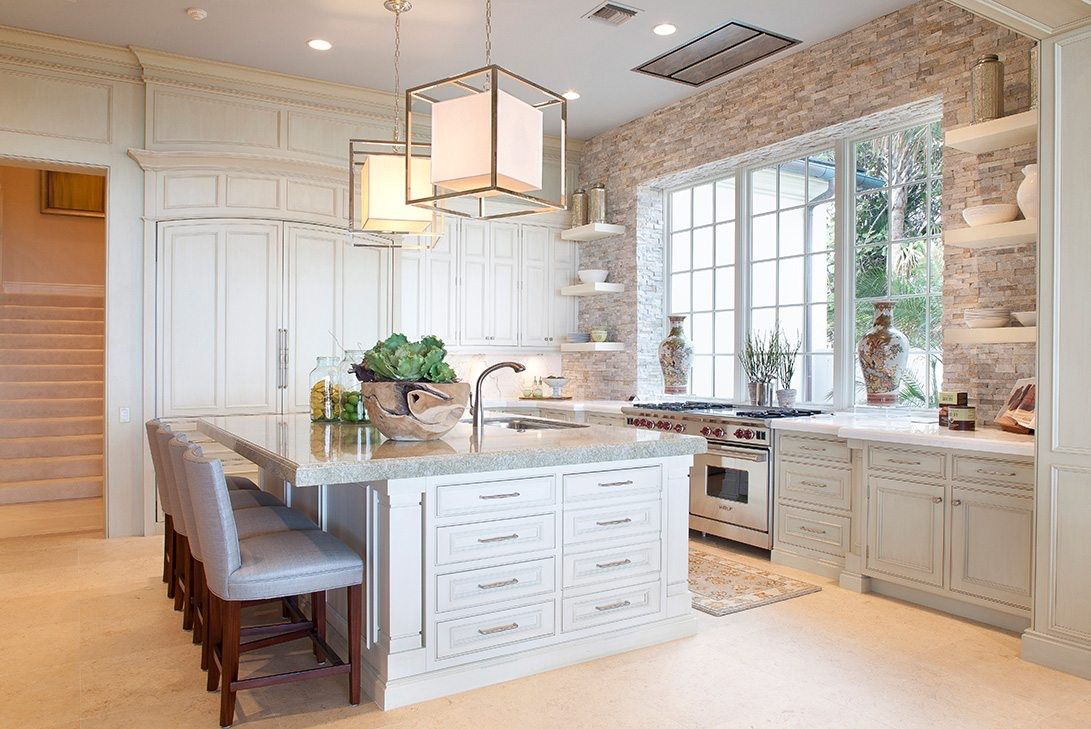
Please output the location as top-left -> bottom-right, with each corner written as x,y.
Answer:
734,408 -> 825,419
631,401 -> 740,412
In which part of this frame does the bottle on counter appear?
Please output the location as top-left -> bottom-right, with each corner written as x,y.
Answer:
309,356 -> 343,422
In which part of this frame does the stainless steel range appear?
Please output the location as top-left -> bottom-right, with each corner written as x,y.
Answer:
622,401 -> 825,549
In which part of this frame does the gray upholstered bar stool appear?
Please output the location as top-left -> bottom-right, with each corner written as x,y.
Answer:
167,436 -> 320,668
183,448 -> 363,727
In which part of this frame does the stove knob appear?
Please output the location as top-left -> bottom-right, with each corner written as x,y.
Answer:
712,428 -> 725,438
673,424 -> 684,433
743,429 -> 755,440
658,421 -> 670,430
700,426 -> 712,437
734,428 -> 746,439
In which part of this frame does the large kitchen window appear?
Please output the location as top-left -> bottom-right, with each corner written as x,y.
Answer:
665,118 -> 942,409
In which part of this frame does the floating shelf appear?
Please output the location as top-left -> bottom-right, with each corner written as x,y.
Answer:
560,222 -> 626,242
945,111 -> 1037,155
560,342 -> 625,352
561,282 -> 625,296
946,326 -> 1037,345
946,219 -> 1037,249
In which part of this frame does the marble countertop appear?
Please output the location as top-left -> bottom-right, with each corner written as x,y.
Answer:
770,412 -> 1035,458
484,399 -> 630,414
197,413 -> 704,487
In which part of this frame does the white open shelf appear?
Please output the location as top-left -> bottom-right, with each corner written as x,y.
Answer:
560,342 -> 625,352
944,110 -> 1037,155
946,218 -> 1037,248
561,282 -> 625,296
560,222 -> 626,242
946,326 -> 1037,345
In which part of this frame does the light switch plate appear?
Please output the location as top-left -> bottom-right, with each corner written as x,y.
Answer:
119,407 -> 131,423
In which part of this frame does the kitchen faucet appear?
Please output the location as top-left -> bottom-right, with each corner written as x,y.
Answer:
470,361 -> 526,429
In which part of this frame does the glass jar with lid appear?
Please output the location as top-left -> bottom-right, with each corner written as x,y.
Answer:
339,349 -> 368,423
308,356 -> 342,422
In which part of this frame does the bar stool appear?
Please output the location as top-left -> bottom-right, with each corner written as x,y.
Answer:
183,449 -> 363,727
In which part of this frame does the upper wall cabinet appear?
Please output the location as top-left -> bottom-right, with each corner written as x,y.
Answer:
394,218 -> 460,345
521,225 -> 578,347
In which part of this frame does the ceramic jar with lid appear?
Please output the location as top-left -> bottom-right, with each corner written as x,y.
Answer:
588,184 -> 607,224
971,54 -> 1004,123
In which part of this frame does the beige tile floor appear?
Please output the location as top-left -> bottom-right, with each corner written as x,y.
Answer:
1,524 -> 1089,729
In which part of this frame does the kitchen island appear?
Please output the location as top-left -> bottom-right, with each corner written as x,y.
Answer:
198,413 -> 705,709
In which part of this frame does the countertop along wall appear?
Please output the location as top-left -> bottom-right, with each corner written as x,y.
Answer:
566,0 -> 1036,419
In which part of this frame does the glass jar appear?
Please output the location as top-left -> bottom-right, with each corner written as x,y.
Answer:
339,349 -> 368,423
308,356 -> 342,422
971,54 -> 1004,123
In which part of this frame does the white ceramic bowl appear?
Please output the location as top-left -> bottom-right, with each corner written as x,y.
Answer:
1013,311 -> 1037,326
965,316 -> 1010,329
578,269 -> 609,284
962,204 -> 1020,227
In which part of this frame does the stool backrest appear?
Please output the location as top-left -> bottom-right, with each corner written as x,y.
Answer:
168,436 -> 205,562
155,428 -> 187,536
144,420 -> 172,517
183,449 -> 242,598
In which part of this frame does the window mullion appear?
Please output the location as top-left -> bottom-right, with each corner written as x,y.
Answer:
735,171 -> 750,401
833,139 -> 855,410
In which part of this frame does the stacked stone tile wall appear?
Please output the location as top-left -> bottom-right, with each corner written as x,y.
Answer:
566,0 -> 1036,420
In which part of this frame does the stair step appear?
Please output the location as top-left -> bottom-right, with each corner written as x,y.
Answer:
0,416 -> 103,437
0,333 -> 104,350
0,348 -> 103,365
0,434 -> 102,459
0,293 -> 104,308
0,304 -> 103,321
0,476 -> 102,504
0,319 -> 103,335
0,381 -> 104,399
0,454 -> 102,483
0,398 -> 102,418
0,364 -> 103,382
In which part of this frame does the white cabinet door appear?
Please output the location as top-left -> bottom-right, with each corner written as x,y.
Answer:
396,218 -> 459,343
158,220 -> 281,417
489,222 -> 521,346
950,487 -> 1033,609
393,246 -> 426,341
459,220 -> 491,346
866,476 -> 945,587
520,225 -> 551,347
342,242 -> 389,352
550,229 -> 578,343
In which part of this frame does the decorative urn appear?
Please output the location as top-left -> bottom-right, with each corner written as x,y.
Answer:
361,381 -> 470,441
658,314 -> 694,395
857,301 -> 909,405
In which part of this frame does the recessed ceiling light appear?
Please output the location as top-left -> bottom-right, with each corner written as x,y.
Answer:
186,7 -> 207,21
307,39 -> 333,51
562,90 -> 581,101
653,23 -> 677,36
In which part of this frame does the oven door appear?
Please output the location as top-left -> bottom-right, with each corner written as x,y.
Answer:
689,443 -> 770,532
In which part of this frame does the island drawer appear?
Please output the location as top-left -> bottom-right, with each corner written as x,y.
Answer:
953,455 -> 1034,490
869,446 -> 946,479
562,500 -> 661,546
779,435 -> 851,464
436,557 -> 556,614
435,599 -> 555,660
436,476 -> 557,520
562,540 -> 661,589
561,580 -> 661,633
779,460 -> 852,511
436,513 -> 556,566
777,504 -> 851,557
563,466 -> 661,504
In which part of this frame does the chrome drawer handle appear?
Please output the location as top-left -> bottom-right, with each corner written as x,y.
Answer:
976,468 -> 1017,477
596,558 -> 632,569
801,480 -> 829,489
598,480 -> 634,488
932,496 -> 943,504
799,526 -> 826,535
479,492 -> 521,500
799,446 -> 825,452
478,622 -> 519,636
478,533 -> 520,543
594,600 -> 632,612
596,517 -> 632,527
478,577 -> 519,590
890,458 -> 922,465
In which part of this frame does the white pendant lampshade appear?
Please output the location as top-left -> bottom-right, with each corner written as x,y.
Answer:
430,89 -> 544,194
357,152 -> 434,234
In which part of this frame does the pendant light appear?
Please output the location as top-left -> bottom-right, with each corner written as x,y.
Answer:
349,0 -> 441,248
404,0 -> 567,220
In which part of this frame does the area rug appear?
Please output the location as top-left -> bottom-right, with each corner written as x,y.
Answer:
689,550 -> 821,616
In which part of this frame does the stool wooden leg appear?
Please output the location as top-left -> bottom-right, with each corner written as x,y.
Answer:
163,515 -> 174,586
192,563 -> 205,645
182,549 -> 195,631
220,600 -> 241,727
206,593 -> 221,692
311,591 -> 326,662
173,536 -> 188,612
348,584 -> 361,706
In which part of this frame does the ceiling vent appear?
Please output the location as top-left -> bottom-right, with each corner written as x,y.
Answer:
584,2 -> 641,27
634,21 -> 799,87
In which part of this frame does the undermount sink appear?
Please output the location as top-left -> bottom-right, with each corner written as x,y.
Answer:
470,417 -> 589,432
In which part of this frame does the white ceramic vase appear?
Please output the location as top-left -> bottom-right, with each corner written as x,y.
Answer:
1017,163 -> 1039,220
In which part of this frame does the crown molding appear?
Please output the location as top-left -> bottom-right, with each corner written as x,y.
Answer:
127,148 -> 344,182
0,24 -> 142,82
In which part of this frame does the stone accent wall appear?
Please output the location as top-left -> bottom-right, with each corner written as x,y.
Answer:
565,0 -> 1036,420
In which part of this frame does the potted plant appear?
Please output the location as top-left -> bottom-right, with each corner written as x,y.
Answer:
775,332 -> 801,408
739,330 -> 779,406
351,334 -> 470,441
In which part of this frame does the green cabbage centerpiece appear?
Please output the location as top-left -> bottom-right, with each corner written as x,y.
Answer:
353,333 -> 458,384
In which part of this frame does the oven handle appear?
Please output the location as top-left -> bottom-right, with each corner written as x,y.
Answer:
703,446 -> 768,463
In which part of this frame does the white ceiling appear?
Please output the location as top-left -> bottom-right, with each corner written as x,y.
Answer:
0,0 -> 918,138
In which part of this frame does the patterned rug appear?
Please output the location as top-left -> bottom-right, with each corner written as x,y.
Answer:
689,550 -> 821,616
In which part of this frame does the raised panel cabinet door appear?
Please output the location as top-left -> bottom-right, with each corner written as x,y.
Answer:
426,219 -> 460,344
866,476 -> 945,587
342,243 -> 389,350
392,247 -> 426,340
950,487 -> 1033,610
519,224 -> 551,346
285,223 -> 342,413
489,222 -> 521,346
459,220 -> 491,346
550,230 -> 578,343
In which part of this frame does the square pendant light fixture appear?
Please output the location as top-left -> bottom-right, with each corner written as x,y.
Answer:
349,138 -> 444,249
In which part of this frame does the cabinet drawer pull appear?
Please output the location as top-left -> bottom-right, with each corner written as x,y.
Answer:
976,468 -> 1018,477
479,492 -> 521,500
598,480 -> 634,488
952,499 -> 963,506
932,496 -> 943,504
801,480 -> 829,489
477,533 -> 520,544
799,525 -> 827,535
596,558 -> 633,569
890,458 -> 922,465
799,446 -> 826,452
477,622 -> 519,636
478,577 -> 520,590
594,600 -> 632,612
596,517 -> 632,527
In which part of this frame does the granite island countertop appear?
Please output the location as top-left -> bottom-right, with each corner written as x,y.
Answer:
198,413 -> 705,486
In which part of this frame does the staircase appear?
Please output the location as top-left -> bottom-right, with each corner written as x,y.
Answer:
0,292 -> 104,504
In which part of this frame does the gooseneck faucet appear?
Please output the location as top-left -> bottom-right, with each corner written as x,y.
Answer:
471,361 -> 526,429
